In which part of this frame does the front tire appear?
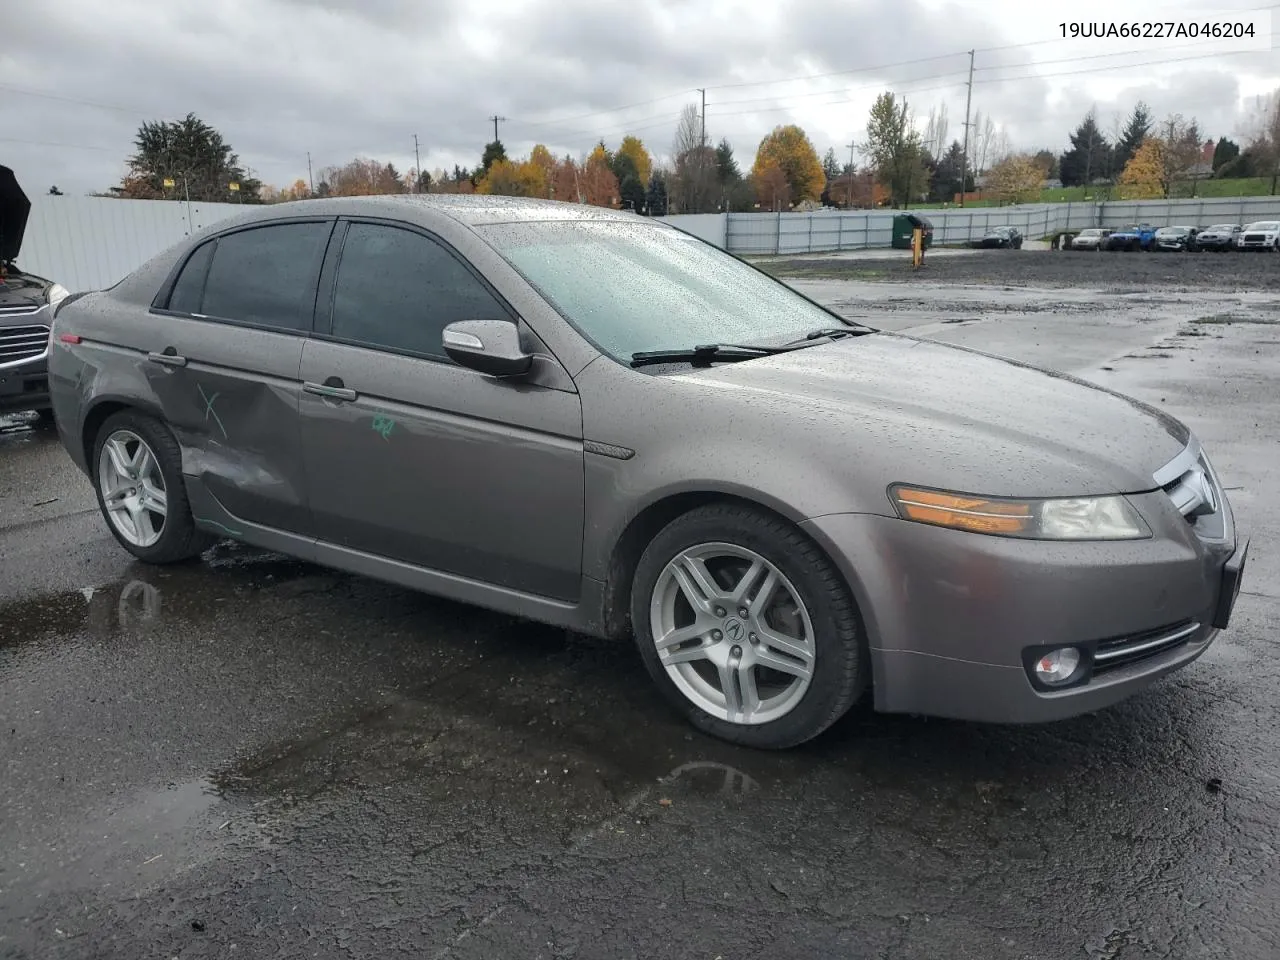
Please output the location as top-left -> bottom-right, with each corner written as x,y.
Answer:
630,504 -> 866,749
92,410 -> 215,564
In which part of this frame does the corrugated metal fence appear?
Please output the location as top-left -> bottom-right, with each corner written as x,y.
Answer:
19,196 -> 245,293
17,193 -> 1280,293
665,195 -> 1280,255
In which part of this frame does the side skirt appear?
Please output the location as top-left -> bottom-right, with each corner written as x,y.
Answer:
185,476 -> 609,638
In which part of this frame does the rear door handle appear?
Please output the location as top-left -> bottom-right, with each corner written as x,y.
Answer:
147,350 -> 187,367
303,380 -> 358,402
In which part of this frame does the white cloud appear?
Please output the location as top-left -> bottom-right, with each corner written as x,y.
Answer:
1,0 -> 1276,195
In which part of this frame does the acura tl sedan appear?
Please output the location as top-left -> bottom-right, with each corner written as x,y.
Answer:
46,196 -> 1248,749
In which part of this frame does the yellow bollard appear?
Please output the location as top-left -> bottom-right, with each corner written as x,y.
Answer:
911,227 -> 924,268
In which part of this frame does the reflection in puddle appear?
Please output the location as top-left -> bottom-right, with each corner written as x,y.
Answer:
1,548 -> 329,652
6,779 -> 223,900
665,761 -> 760,798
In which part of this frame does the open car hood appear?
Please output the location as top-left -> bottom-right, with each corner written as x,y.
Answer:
1,165 -> 31,263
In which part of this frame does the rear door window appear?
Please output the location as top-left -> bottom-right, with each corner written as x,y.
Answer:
167,241 -> 215,314
197,222 -> 331,332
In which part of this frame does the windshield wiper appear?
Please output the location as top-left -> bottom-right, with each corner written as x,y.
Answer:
785,325 -> 876,345
630,343 -> 794,368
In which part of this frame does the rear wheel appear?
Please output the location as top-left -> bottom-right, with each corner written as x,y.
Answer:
93,410 -> 215,563
631,504 -> 866,749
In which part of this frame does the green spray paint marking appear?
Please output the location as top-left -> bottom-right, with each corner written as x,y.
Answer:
197,383 -> 227,439
194,517 -> 242,537
371,413 -> 396,440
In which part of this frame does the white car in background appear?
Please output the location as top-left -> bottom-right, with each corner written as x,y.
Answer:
1237,221 -> 1279,251
1069,228 -> 1109,250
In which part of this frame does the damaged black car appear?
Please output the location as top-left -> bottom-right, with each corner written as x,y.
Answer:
1,164 -> 69,417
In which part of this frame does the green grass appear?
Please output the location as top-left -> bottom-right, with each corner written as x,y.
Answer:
914,178 -> 1276,210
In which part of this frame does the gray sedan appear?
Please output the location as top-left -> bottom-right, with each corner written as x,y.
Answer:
46,196 -> 1248,749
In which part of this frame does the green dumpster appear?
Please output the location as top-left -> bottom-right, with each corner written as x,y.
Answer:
891,213 -> 934,250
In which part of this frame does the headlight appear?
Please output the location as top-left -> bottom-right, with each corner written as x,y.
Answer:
47,283 -> 70,310
889,485 -> 1151,540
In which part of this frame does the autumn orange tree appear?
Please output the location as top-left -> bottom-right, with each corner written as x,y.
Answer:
984,153 -> 1044,204
476,158 -> 548,197
752,161 -> 791,210
1119,138 -> 1165,199
752,125 -> 825,206
616,135 -> 653,185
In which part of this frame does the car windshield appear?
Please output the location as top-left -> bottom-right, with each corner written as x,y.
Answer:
477,220 -> 852,360
1156,228 -> 1186,236
1245,221 -> 1279,230
1080,229 -> 1103,236
1206,224 -> 1235,231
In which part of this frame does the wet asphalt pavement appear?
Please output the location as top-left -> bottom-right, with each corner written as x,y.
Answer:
2,251 -> 1279,959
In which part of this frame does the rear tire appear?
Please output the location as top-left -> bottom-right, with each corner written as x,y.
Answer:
630,503 -> 866,749
92,410 -> 216,564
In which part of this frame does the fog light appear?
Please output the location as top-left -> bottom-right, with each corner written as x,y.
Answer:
1034,647 -> 1081,685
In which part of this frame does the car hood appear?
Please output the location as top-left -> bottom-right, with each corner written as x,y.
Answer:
0,165 -> 30,263
681,333 -> 1190,497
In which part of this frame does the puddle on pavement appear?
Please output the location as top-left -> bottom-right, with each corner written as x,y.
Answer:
3,778 -> 223,900
0,542 -> 331,652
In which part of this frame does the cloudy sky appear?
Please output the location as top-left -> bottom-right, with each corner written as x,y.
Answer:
3,0 -> 1277,196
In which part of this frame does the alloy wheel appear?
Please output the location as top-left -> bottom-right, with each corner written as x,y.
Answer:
649,542 -> 815,725
98,429 -> 168,548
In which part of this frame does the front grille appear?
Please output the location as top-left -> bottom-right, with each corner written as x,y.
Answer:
1243,234 -> 1265,242
0,303 -> 43,317
1093,620 -> 1200,675
0,323 -> 50,367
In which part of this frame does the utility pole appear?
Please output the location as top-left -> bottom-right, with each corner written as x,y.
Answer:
488,115 -> 505,143
846,140 -> 856,208
413,134 -> 422,192
698,88 -> 706,147
959,48 -> 975,208
306,151 -> 314,195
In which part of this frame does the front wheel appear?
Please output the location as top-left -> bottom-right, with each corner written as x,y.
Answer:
92,410 -> 216,563
630,504 -> 866,749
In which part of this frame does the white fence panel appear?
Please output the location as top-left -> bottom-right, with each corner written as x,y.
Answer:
20,196 -> 246,292
658,213 -> 727,247
18,194 -> 1280,291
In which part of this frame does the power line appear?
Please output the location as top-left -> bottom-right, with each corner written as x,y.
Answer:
0,136 -> 117,152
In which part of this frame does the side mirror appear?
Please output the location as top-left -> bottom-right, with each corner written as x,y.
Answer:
442,319 -> 534,378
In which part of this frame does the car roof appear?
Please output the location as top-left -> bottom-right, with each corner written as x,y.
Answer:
200,194 -> 649,232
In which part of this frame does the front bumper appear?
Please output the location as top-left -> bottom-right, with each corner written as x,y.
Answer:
0,356 -> 50,413
801,484 -> 1240,724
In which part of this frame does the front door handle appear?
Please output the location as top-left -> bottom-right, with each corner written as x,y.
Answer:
303,380 -> 357,402
147,349 -> 187,368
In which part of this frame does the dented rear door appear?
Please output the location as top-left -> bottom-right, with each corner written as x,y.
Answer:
143,217 -> 335,534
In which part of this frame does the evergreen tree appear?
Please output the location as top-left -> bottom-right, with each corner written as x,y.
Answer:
1058,111 -> 1113,187
1113,102 -> 1152,173
645,172 -> 668,216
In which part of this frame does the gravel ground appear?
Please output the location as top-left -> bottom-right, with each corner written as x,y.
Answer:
759,247 -> 1280,291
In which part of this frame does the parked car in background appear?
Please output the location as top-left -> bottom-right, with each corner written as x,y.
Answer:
1153,226 -> 1199,252
1237,221 -> 1280,251
1069,228 -> 1110,250
1104,223 -> 1156,251
1,164 -> 70,418
46,195 -> 1248,749
1194,224 -> 1243,252
971,226 -> 1023,249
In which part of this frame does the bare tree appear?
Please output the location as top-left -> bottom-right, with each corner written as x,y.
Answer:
923,103 -> 949,161
669,103 -> 716,212
1243,89 -> 1280,194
